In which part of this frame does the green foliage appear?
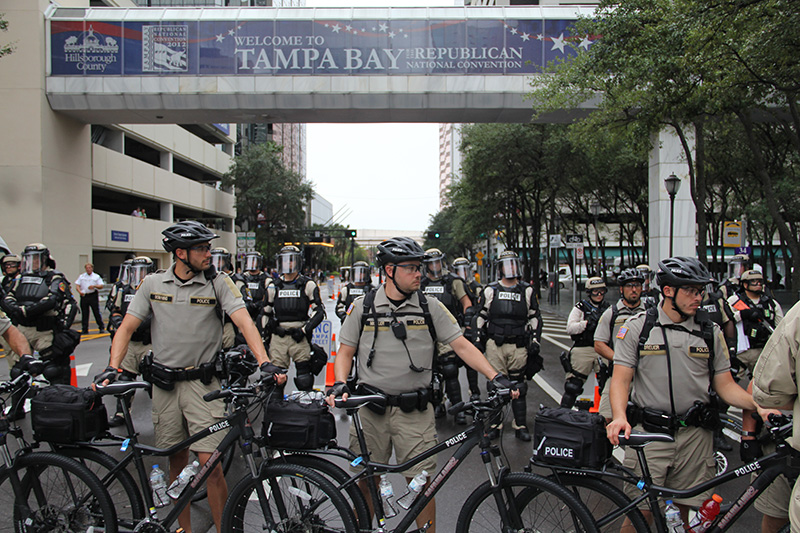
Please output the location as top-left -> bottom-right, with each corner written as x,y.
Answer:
0,13 -> 15,59
222,142 -> 314,257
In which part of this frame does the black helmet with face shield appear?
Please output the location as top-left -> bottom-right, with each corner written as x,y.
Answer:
423,248 -> 446,280
452,257 -> 471,281
129,256 -> 155,289
276,246 -> 302,275
496,250 -> 521,280
211,247 -> 233,273
21,243 -> 51,275
118,259 -> 133,286
351,261 -> 370,284
243,252 -> 263,273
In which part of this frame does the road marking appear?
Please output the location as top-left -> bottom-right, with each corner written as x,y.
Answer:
541,333 -> 570,352
75,363 -> 93,377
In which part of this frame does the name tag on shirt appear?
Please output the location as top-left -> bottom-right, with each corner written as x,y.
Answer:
498,292 -> 521,301
640,343 -> 666,356
689,346 -> 710,359
424,286 -> 445,294
124,294 -> 135,302
247,283 -> 260,290
279,290 -> 301,298
150,293 -> 173,303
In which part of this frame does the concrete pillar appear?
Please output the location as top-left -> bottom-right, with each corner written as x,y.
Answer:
648,128 -> 696,266
160,202 -> 173,223
160,151 -> 173,172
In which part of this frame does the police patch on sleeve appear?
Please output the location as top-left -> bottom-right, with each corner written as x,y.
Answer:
346,303 -> 355,315
616,326 -> 628,340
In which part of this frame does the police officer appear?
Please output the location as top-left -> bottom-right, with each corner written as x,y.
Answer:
263,245 -> 325,392
721,253 -> 751,300
752,300 -> 800,533
593,268 -> 647,419
242,251 -> 269,327
106,256 -> 155,426
2,243 -> 78,385
561,277 -> 610,408
475,250 -> 542,441
728,269 -> 783,375
608,256 -> 765,526
105,258 -> 133,325
637,264 -> 659,308
0,254 -> 22,367
98,221 -> 285,533
335,260 -> 373,324
421,249 -> 473,424
211,247 -> 251,349
325,237 -> 515,533
453,257 -> 483,402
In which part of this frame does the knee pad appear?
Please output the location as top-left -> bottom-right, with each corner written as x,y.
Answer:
43,362 -> 70,383
440,360 -> 459,380
564,377 -> 584,397
293,361 -> 314,391
508,373 -> 528,396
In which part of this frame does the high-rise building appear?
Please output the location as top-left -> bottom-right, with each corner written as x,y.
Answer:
438,124 -> 463,210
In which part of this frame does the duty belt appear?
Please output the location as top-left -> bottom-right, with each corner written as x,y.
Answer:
626,400 -> 720,435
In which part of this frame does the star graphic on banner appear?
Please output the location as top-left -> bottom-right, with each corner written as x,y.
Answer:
331,24 -> 341,33
345,24 -> 353,32
579,36 -> 593,50
362,27 -> 367,32
388,31 -> 396,38
520,32 -> 530,41
537,34 -> 545,40
228,29 -> 235,36
551,33 -> 567,53
510,27 -> 518,35
215,33 -> 225,42
379,22 -> 388,32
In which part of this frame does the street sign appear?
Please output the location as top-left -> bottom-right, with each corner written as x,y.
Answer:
246,231 -> 256,249
475,251 -> 484,260
735,246 -> 752,256
576,245 -> 584,260
312,320 -> 333,361
723,221 -> 743,248
565,234 -> 583,249
549,234 -> 563,248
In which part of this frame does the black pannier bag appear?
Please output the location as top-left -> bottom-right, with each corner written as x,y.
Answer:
31,384 -> 108,443
532,407 -> 612,469
262,396 -> 336,450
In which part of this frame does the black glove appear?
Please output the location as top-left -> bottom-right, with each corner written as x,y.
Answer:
326,381 -> 350,398
259,362 -> 285,383
740,439 -> 762,463
93,365 -> 121,386
489,373 -> 516,392
525,343 -> 544,379
291,327 -> 306,343
9,354 -> 37,379
740,307 -> 761,321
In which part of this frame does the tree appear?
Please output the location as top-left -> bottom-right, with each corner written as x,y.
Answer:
0,13 -> 15,59
222,142 -> 313,257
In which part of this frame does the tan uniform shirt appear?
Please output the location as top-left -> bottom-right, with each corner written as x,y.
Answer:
614,305 -> 730,415
753,300 -> 800,450
594,299 -> 646,348
126,265 -> 245,368
0,311 -> 10,336
339,286 -> 462,395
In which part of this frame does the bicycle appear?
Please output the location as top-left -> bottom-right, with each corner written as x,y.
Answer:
0,370 -> 118,533
262,388 -> 599,533
530,414 -> 799,533
56,378 -> 357,533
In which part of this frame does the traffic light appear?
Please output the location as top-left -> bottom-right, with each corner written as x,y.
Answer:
348,230 -> 357,238
427,231 -> 440,239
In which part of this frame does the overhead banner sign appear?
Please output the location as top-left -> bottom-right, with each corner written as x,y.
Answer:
49,18 -> 583,76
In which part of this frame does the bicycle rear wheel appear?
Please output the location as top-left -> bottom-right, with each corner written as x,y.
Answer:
456,472 -> 598,533
0,452 -> 118,533
221,462 -> 357,533
545,474 -> 650,533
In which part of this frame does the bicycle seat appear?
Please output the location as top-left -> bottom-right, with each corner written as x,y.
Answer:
95,381 -> 152,396
618,432 -> 675,447
334,394 -> 387,410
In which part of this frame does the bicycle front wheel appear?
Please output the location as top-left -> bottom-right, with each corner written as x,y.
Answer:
221,462 -> 357,533
0,451 -> 118,533
456,472 -> 598,533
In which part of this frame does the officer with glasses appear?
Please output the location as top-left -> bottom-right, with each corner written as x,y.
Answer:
593,268 -> 647,419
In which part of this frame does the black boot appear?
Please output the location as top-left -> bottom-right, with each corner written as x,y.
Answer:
714,428 -> 733,452
512,397 -> 530,441
515,427 -> 531,442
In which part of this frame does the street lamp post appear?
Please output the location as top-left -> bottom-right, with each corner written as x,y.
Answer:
664,174 -> 681,256
590,202 -> 600,278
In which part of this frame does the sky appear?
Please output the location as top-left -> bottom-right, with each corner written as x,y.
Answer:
304,0 -> 455,233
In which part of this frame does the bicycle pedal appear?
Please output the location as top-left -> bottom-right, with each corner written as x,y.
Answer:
408,520 -> 433,532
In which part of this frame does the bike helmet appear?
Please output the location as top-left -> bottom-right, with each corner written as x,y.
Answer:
495,250 -> 521,279
243,251 -> 263,272
376,237 -> 429,267
617,268 -> 645,285
351,261 -> 370,284
2,254 -> 20,273
452,257 -> 471,281
585,277 -> 606,292
161,221 -> 218,253
129,256 -> 155,289
424,248 -> 446,280
655,256 -> 715,288
21,243 -> 51,274
211,247 -> 233,273
276,245 -> 302,275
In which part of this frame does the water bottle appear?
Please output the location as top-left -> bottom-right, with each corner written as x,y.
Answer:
149,464 -> 169,508
689,494 -> 723,532
664,500 -> 684,533
379,474 -> 398,518
167,460 -> 199,499
397,471 -> 428,510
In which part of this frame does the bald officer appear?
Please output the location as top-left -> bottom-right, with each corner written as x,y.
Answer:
608,257 -> 765,527
99,221 -> 285,533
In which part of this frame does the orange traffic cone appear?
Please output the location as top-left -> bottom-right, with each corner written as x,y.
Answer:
325,334 -> 337,387
69,353 -> 78,387
589,384 -> 600,413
